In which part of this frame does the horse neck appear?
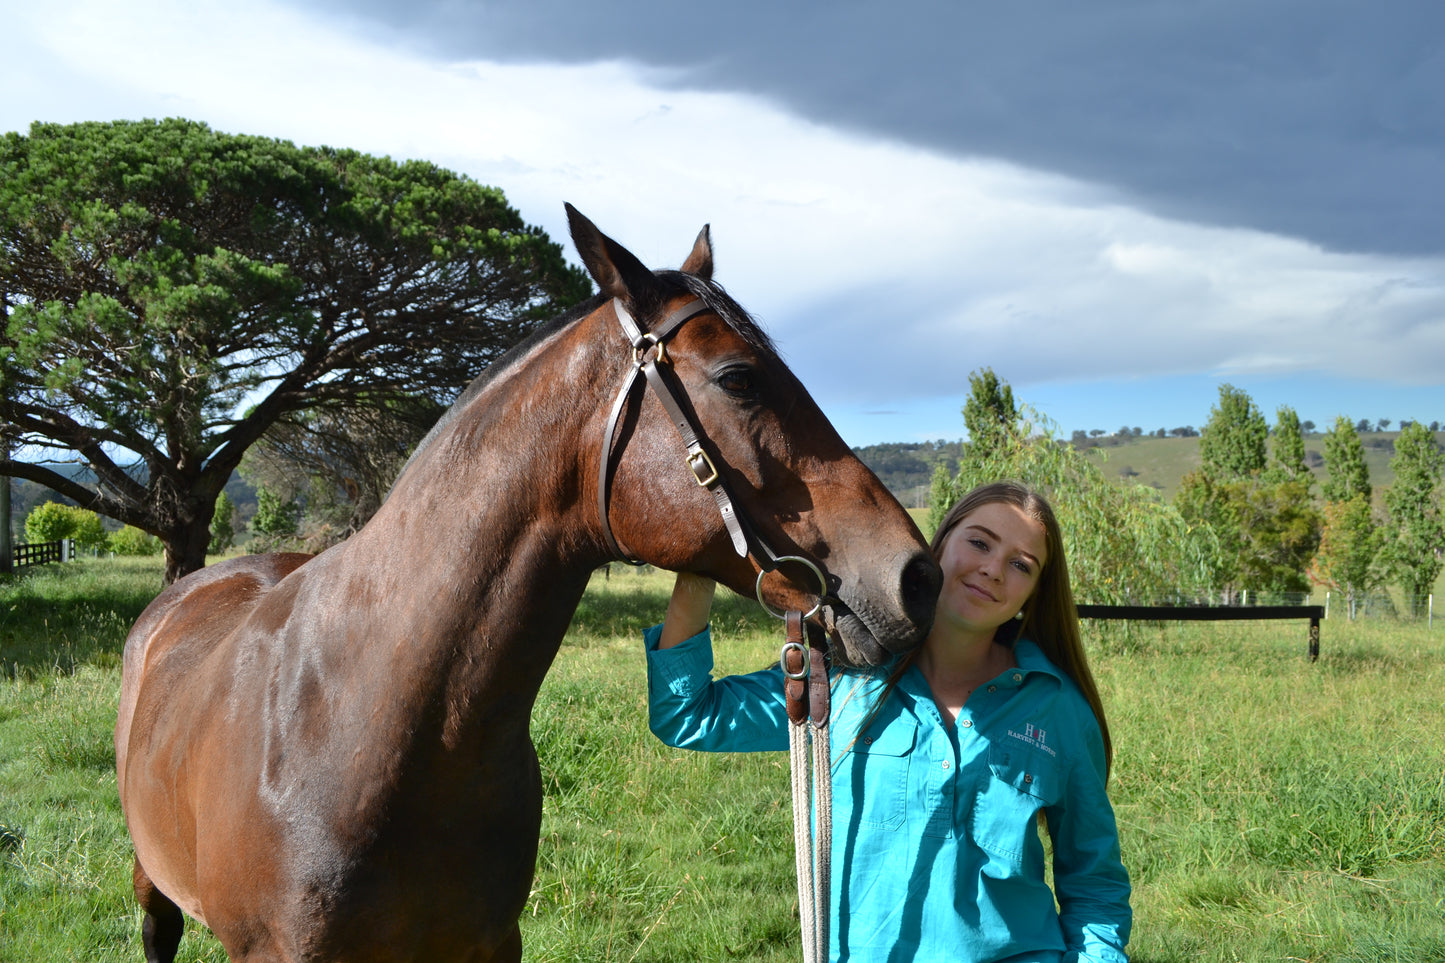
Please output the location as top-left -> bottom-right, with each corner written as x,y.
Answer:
338,310 -> 617,719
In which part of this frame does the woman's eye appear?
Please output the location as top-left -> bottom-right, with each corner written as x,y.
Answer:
1012,560 -> 1033,575
969,538 -> 989,551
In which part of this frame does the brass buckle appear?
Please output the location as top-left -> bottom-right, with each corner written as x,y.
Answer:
632,334 -> 668,366
687,448 -> 719,487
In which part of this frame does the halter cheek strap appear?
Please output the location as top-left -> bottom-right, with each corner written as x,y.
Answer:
597,296 -> 780,571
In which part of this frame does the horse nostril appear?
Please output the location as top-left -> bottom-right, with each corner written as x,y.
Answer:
900,553 -> 942,627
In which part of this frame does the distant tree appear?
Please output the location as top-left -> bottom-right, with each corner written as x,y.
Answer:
1089,429 -> 1105,438
22,501 -> 107,551
1269,405 -> 1311,489
1301,420 -> 1316,433
1071,429 -> 1090,447
110,525 -> 161,557
251,487 -> 300,539
1382,421 -> 1445,615
209,491 -> 236,555
1199,384 -> 1268,481
1377,419 -> 1392,432
1399,420 -> 1415,431
23,501 -> 76,543
1355,419 -> 1373,434
1321,416 -> 1372,503
1431,421 -> 1441,432
0,119 -> 591,582
1176,471 -> 1320,596
1169,426 -> 1198,438
1311,496 -> 1384,612
961,368 -> 1019,457
1132,427 -> 1143,437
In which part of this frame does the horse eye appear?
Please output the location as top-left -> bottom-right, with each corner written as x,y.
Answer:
717,366 -> 759,399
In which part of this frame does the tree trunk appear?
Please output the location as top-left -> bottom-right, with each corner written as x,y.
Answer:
162,512 -> 215,585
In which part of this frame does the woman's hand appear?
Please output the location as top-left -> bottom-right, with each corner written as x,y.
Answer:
656,572 -> 717,649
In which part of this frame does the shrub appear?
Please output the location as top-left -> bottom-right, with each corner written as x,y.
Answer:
109,525 -> 161,556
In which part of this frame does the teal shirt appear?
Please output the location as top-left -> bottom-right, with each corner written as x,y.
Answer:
645,626 -> 1131,963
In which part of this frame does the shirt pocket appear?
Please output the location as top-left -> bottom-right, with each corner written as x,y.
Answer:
973,743 -> 1059,864
839,722 -> 916,831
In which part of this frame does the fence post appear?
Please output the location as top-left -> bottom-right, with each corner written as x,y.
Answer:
1430,594 -> 1434,630
1324,591 -> 1330,620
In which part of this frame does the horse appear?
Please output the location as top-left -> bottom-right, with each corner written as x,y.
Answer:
115,205 -> 941,963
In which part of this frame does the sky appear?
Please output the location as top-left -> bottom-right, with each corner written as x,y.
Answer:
3,0 -> 1443,447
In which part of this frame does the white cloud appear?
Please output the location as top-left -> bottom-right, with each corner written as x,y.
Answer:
5,0 -> 1443,443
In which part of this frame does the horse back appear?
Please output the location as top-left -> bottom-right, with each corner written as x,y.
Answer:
115,553 -> 313,794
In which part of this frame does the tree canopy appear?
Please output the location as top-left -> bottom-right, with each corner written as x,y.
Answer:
0,119 -> 591,581
1321,416 -> 1372,504
1383,422 -> 1444,613
1198,383 -> 1267,481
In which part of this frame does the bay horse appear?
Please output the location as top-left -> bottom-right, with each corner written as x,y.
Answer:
115,206 -> 940,962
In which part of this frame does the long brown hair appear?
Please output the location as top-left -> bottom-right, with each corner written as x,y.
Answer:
858,481 -> 1114,774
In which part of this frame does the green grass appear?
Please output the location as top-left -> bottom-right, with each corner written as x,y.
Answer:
3,558 -> 1444,962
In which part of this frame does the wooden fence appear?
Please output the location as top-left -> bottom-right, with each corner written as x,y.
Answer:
6,538 -> 73,572
1077,604 -> 1325,661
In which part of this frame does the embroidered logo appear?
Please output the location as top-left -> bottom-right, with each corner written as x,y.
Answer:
1006,722 -> 1056,757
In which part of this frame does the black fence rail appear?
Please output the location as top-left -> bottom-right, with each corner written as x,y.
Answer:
1077,604 -> 1325,662
7,538 -> 74,572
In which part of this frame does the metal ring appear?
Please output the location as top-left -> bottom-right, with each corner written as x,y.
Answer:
755,555 -> 827,621
780,641 -> 810,680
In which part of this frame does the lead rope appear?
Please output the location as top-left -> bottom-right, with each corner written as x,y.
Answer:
783,612 -> 831,963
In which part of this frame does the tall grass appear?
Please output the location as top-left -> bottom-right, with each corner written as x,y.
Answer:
2,559 -> 1443,962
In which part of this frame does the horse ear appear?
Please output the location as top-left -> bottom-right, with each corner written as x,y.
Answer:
680,224 -> 713,280
565,203 -> 657,302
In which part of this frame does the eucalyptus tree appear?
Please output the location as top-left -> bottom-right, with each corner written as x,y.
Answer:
0,119 -> 590,581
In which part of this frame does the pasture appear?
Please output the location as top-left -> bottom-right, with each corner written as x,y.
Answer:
2,558 -> 1443,962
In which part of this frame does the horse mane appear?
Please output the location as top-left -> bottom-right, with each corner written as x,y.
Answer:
388,272 -> 775,497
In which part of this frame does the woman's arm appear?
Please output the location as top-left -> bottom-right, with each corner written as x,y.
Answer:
1047,719 -> 1132,962
645,573 -> 790,752
656,572 -> 717,649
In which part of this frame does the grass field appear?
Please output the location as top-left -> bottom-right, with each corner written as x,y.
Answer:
3,558 -> 1444,962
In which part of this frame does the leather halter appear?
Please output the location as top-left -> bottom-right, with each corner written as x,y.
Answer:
597,296 -> 782,572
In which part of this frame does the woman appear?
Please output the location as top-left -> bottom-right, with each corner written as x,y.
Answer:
645,481 -> 1132,962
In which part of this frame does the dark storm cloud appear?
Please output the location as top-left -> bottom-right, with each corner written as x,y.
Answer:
296,0 -> 1444,256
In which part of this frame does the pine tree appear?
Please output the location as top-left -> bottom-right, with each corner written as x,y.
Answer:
1383,422 -> 1444,615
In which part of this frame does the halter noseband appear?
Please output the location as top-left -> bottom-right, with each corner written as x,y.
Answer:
597,296 -> 783,572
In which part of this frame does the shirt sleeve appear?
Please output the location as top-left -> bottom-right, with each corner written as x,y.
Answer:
644,623 -> 791,752
1046,711 -> 1133,963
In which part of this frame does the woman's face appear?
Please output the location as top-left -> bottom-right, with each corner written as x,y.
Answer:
934,501 -> 1048,636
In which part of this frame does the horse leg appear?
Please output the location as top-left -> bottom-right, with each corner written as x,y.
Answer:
484,925 -> 523,963
133,857 -> 184,963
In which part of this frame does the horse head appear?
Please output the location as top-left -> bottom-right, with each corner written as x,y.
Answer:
567,205 -> 940,665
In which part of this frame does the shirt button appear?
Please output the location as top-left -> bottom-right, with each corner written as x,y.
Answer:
863,737 -> 874,745
960,719 -> 973,728
1012,673 -> 1023,683
987,685 -> 997,693
941,760 -> 951,770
